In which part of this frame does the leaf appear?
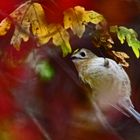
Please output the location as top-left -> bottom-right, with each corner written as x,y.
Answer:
0,18 -> 11,36
83,10 -> 104,24
35,60 -> 55,81
37,24 -> 72,56
110,26 -> 140,58
47,24 -> 72,57
12,1 -> 50,50
111,51 -> 129,67
0,1 -> 49,50
0,1 -> 72,56
92,20 -> 114,49
11,25 -> 30,51
0,4 -> 103,57
64,6 -> 104,38
52,26 -> 71,57
109,25 -> 118,33
7,1 -> 32,50
126,33 -> 140,58
64,6 -> 85,38
28,3 -> 50,45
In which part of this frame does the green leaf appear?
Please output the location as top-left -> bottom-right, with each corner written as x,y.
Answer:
117,27 -> 126,44
36,61 -> 55,81
126,34 -> 140,58
110,26 -> 140,58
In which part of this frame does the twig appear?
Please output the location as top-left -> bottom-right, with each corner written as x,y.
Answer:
27,110 -> 52,140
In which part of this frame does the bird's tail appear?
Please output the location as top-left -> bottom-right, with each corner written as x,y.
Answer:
125,106 -> 140,123
119,98 -> 140,123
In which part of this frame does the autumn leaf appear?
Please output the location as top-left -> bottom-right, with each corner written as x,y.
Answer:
0,18 -> 12,36
28,2 -> 50,45
0,1 -> 32,50
91,20 -> 114,49
83,10 -> 105,24
110,26 -> 140,58
64,6 -> 85,38
35,23 -> 71,56
0,1 -> 49,51
11,1 -> 49,50
0,3 -> 103,57
111,51 -> 129,67
0,1 -> 72,56
64,6 -> 104,38
48,24 -> 72,57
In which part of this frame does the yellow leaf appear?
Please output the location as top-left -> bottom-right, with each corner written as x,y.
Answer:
38,24 -> 71,56
64,6 -> 104,38
111,51 -> 129,67
29,3 -> 50,44
84,10 -> 104,24
0,0 -> 31,36
50,24 -> 72,56
37,23 -> 57,46
0,1 -> 49,50
9,1 -> 33,50
0,18 -> 11,36
64,6 -> 85,38
0,1 -> 72,56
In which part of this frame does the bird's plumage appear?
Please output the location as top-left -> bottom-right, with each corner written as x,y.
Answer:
72,48 -> 140,123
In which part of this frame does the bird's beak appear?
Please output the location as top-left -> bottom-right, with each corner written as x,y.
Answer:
71,54 -> 77,60
71,49 -> 79,60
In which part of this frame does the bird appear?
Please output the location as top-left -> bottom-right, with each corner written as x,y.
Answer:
71,48 -> 140,123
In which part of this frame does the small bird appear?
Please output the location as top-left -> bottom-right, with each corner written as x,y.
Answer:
71,48 -> 140,123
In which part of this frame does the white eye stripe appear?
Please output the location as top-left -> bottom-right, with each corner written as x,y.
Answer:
73,49 -> 80,54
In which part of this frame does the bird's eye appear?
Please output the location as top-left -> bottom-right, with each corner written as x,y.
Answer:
80,51 -> 86,57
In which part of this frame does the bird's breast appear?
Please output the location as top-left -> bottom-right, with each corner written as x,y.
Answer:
78,58 -> 131,98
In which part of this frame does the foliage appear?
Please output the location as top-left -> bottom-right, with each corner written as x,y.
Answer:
91,22 -> 130,67
110,26 -> 140,58
0,1 -> 104,57
35,60 -> 55,81
0,0 -> 139,64
64,6 -> 104,38
109,50 -> 130,67
0,1 -> 140,140
0,1 -> 71,56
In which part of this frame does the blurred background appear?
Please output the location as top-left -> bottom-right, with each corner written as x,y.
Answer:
0,0 -> 140,140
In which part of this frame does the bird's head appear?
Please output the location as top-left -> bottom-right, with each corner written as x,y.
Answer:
71,48 -> 97,63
